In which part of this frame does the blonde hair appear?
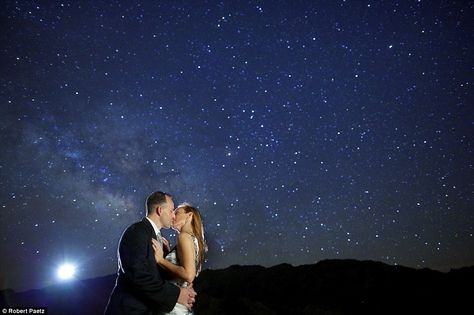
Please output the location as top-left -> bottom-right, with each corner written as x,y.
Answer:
177,203 -> 207,270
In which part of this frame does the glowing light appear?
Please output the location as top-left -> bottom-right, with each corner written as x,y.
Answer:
57,263 -> 76,280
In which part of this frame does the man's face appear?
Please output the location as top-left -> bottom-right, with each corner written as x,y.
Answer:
159,195 -> 175,228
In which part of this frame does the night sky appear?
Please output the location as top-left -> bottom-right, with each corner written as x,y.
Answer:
1,0 -> 473,291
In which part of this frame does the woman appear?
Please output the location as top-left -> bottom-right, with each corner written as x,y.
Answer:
152,203 -> 207,315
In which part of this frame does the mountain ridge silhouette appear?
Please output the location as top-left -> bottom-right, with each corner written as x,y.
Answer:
1,259 -> 472,314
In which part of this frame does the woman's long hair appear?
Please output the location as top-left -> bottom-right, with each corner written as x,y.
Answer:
177,203 -> 207,271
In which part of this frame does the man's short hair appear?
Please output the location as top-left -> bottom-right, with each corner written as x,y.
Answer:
146,191 -> 172,215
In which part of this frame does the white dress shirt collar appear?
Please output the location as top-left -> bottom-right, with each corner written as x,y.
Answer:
145,217 -> 160,236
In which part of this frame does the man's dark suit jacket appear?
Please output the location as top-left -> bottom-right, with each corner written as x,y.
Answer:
104,218 -> 180,315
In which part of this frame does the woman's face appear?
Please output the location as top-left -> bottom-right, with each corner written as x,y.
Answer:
172,207 -> 190,231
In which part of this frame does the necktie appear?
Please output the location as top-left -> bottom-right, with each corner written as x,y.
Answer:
156,231 -> 163,248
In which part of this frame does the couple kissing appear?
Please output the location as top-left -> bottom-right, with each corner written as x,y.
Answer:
105,191 -> 207,315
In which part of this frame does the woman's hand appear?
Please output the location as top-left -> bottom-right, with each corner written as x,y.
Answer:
151,238 -> 164,264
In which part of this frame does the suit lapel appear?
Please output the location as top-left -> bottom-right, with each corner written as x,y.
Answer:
142,217 -> 157,239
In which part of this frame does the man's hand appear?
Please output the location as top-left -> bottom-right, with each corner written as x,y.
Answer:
151,238 -> 164,263
177,284 -> 197,310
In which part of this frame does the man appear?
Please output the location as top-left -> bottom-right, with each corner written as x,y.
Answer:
105,191 -> 196,314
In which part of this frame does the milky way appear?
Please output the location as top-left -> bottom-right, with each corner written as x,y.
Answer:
0,0 -> 473,291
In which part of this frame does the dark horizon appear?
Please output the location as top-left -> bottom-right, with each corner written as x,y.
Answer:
3,256 -> 473,293
1,0 -> 473,292
3,259 -> 474,315
4,257 -> 474,293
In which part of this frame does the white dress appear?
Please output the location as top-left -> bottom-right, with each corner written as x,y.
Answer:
162,233 -> 200,315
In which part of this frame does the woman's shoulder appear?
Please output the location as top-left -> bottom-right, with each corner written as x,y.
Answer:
178,231 -> 195,241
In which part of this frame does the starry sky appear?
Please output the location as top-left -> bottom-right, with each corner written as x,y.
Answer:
1,0 -> 473,291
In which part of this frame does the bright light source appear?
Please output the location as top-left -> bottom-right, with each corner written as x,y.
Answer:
57,263 -> 76,280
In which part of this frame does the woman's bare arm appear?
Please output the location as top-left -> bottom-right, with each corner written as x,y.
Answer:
153,233 -> 196,283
